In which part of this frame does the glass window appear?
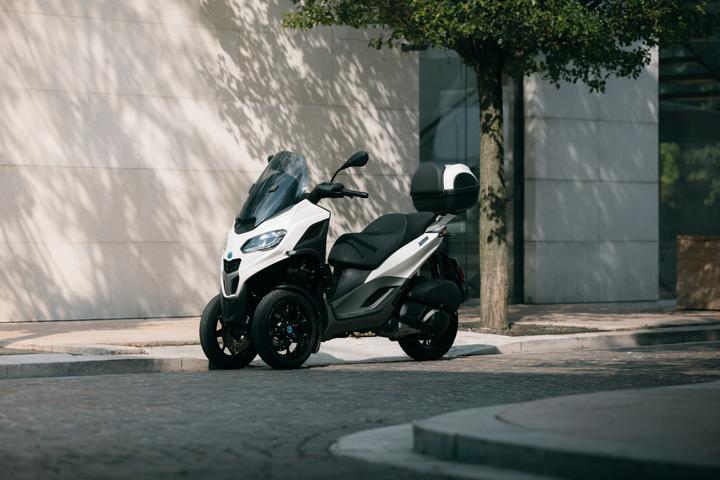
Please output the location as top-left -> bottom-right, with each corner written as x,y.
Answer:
659,35 -> 720,296
419,49 -> 480,299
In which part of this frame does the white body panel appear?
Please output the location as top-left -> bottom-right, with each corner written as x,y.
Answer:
365,214 -> 454,282
442,164 -> 474,190
221,200 -> 329,298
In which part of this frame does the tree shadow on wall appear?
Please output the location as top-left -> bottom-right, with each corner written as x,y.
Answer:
0,0 -> 419,322
197,0 -> 420,244
0,2 -> 259,322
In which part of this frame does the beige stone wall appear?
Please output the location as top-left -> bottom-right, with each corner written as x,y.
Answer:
0,1 -> 419,321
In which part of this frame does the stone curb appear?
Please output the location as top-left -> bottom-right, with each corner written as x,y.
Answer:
5,343 -> 147,356
331,424 -> 553,480
1,325 -> 718,380
413,404 -> 720,479
0,356 -> 208,380
490,324 -> 720,355
333,383 -> 720,479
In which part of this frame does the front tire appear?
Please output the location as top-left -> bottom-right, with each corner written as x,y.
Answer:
251,289 -> 318,370
398,312 -> 458,361
199,294 -> 256,369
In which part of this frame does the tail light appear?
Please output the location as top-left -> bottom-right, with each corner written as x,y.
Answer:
455,261 -> 465,284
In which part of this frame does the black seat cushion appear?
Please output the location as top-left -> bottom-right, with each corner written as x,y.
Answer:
328,212 -> 436,270
403,212 -> 436,244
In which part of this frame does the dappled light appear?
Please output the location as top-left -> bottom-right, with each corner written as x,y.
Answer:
0,0 -> 419,322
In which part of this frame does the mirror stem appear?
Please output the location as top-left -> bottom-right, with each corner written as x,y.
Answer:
330,168 -> 343,183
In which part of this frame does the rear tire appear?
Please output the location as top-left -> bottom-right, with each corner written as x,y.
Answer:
398,312 -> 458,361
251,289 -> 319,370
199,294 -> 256,369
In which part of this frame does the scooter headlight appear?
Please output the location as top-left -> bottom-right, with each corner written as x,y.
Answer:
241,229 -> 286,253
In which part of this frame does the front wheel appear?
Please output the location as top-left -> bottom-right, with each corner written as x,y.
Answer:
398,312 -> 458,361
251,289 -> 318,370
199,294 -> 256,369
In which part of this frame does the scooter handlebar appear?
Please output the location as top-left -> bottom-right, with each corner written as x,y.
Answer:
343,189 -> 368,199
309,182 -> 367,202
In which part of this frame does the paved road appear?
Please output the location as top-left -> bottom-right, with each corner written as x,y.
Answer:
1,342 -> 719,480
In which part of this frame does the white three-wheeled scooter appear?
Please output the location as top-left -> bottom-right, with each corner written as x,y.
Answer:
200,151 -> 479,369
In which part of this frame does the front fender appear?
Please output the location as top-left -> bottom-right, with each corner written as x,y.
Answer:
220,286 -> 246,324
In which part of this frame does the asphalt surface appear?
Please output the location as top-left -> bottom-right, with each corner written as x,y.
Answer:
1,342 -> 719,480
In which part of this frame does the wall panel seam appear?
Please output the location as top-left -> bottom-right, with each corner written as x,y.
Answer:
525,115 -> 658,125
524,240 -> 659,244
0,85 -> 420,113
0,240 -> 222,245
525,178 -> 658,184
0,164 -> 414,176
1,8 -> 281,34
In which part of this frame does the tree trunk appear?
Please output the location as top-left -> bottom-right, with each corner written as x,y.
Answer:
475,60 -> 509,331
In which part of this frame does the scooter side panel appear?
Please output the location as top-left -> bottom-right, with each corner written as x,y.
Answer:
362,213 -> 455,284
323,230 -> 447,338
365,232 -> 443,283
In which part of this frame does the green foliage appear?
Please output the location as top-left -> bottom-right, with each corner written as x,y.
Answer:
661,142 -> 720,209
283,0 -> 719,91
660,142 -> 681,208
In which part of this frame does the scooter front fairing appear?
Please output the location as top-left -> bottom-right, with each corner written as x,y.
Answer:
220,200 -> 329,300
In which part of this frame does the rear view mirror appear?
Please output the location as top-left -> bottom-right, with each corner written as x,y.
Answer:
331,151 -> 369,181
343,151 -> 369,169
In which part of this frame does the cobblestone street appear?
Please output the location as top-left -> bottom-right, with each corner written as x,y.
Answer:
2,343 -> 719,480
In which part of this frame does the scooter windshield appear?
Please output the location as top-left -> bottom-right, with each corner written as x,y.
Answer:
236,151 -> 309,230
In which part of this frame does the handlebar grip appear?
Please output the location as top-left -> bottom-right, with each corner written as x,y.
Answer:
343,189 -> 368,198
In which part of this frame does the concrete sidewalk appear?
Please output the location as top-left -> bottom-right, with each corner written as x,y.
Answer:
0,302 -> 719,379
0,317 -> 198,354
334,381 -> 720,479
461,300 -> 720,333
2,300 -> 717,353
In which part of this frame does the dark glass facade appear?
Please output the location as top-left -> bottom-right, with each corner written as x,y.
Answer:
419,50 -> 480,299
659,35 -> 720,296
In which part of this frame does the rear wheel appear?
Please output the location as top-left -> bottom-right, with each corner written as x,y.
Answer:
398,312 -> 458,361
199,294 -> 256,369
251,290 -> 318,370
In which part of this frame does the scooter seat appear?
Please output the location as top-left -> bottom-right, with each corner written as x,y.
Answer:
328,212 -> 436,270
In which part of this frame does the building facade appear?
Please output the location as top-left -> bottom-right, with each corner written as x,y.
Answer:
0,1 -> 717,322
420,29 -> 720,304
422,49 -> 661,303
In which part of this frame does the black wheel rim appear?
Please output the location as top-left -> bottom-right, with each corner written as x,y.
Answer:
267,300 -> 312,359
215,313 -> 251,357
416,319 -> 455,349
